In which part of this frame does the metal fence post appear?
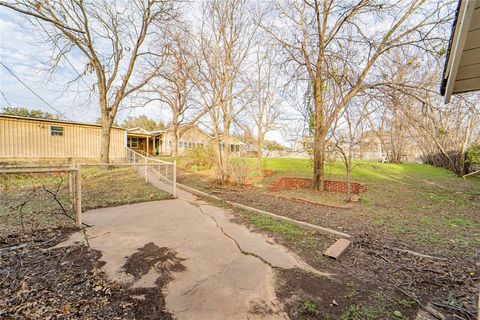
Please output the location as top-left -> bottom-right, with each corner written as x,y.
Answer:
75,165 -> 82,227
68,164 -> 74,210
173,160 -> 177,198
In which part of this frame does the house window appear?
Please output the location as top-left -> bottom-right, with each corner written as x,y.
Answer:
51,126 -> 64,136
127,137 -> 139,148
179,141 -> 184,148
188,142 -> 192,149
169,140 -> 171,147
235,145 -> 240,152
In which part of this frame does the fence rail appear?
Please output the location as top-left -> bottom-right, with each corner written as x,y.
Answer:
126,148 -> 176,197
1,152 -> 177,234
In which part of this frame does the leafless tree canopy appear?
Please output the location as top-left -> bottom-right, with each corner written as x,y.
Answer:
1,0 -> 180,162
3,0 -> 477,179
260,0 -> 453,188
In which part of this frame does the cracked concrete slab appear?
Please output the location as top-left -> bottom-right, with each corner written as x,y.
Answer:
59,187 -> 327,319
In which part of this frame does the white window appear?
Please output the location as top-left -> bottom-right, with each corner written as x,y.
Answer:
127,137 -> 139,148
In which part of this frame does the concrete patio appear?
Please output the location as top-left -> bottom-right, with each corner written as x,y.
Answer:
59,188 -> 328,319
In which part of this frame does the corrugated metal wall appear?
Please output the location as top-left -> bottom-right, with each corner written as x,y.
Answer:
0,116 -> 126,160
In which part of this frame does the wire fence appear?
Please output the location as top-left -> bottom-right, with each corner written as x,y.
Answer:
1,156 -> 177,238
0,168 -> 79,238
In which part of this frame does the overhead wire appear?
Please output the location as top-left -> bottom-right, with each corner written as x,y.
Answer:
0,61 -> 72,120
0,89 -> 12,107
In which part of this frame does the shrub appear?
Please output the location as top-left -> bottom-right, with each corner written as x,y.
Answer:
229,157 -> 253,185
466,144 -> 480,165
184,144 -> 216,170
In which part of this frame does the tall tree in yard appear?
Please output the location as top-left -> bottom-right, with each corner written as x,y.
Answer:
145,26 -> 198,157
194,0 -> 255,183
265,0 -> 451,189
0,0 -> 179,163
245,43 -> 282,170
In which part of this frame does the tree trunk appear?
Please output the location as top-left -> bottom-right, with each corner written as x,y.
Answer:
312,74 -> 326,190
221,119 -> 231,183
256,137 -> 263,172
171,121 -> 179,157
215,135 -> 226,184
346,145 -> 352,202
100,113 -> 113,163
313,136 -> 325,190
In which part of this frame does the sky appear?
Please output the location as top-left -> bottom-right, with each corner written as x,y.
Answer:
0,7 -> 169,125
0,4 -> 286,144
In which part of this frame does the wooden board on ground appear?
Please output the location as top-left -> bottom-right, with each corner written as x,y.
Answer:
323,238 -> 351,259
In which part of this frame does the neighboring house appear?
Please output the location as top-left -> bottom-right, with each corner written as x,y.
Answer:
126,123 -> 244,156
0,115 -> 127,163
441,0 -> 480,102
343,131 -> 422,163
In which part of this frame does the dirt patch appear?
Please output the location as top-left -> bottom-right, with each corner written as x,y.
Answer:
275,268 -> 421,320
0,229 -> 183,319
176,172 -> 478,319
265,191 -> 355,209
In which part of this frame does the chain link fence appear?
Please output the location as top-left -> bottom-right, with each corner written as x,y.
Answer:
0,168 -> 78,238
1,161 -> 176,239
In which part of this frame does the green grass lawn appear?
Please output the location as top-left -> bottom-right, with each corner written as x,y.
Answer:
0,167 -> 171,237
177,156 -> 480,257
262,158 -> 480,256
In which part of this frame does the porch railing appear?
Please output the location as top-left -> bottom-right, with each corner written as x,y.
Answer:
126,148 -> 176,197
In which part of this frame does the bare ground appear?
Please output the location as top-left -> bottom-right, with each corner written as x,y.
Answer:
178,171 -> 479,320
0,228 -> 180,319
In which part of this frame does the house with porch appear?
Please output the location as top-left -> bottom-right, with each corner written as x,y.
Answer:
126,123 -> 244,157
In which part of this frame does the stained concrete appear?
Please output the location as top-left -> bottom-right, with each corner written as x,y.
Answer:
60,182 -> 328,319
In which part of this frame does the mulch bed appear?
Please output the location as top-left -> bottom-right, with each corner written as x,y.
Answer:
0,228 -> 177,319
265,192 -> 355,209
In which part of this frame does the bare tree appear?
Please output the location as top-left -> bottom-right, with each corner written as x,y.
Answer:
1,0 -> 179,162
264,0 -> 451,189
332,97 -> 373,201
406,95 -> 479,175
368,49 -> 480,175
241,43 -> 282,170
144,26 -> 197,157
366,50 -> 420,163
194,0 -> 255,183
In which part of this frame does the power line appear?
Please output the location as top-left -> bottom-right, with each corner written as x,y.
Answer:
36,20 -> 91,88
0,89 -> 12,107
0,61 -> 72,120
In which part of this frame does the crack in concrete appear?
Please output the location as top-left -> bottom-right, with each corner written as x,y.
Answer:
195,203 -> 278,269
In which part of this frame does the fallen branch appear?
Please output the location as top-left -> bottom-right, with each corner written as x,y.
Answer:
395,286 -> 445,320
0,243 -> 28,254
432,302 -> 475,319
462,170 -> 479,178
385,246 -> 448,261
